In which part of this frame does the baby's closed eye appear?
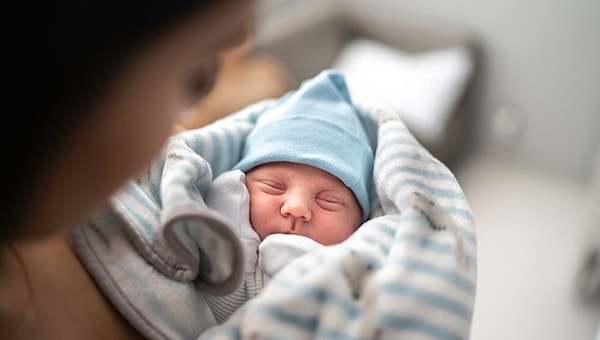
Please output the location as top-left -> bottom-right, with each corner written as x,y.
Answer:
257,180 -> 285,194
316,194 -> 344,210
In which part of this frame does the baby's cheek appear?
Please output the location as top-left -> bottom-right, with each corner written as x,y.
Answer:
249,202 -> 277,240
330,216 -> 360,243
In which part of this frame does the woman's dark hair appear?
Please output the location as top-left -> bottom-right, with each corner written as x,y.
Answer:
2,1 -> 229,240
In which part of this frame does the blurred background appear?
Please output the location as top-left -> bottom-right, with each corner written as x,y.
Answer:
183,0 -> 600,338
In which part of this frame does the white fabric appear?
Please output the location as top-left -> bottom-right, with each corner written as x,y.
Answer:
205,169 -> 259,271
259,234 -> 324,277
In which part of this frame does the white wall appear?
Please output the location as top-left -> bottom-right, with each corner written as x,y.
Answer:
591,148 -> 600,214
380,0 -> 600,182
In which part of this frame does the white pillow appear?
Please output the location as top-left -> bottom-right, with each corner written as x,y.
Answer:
332,38 -> 473,146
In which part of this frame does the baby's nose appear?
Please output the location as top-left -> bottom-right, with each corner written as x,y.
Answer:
280,195 -> 312,222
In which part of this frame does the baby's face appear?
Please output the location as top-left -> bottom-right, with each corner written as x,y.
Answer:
245,162 -> 362,245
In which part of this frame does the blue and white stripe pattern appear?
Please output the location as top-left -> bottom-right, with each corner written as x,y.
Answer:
71,97 -> 476,340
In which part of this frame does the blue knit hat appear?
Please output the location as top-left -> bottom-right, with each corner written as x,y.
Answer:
234,69 -> 373,221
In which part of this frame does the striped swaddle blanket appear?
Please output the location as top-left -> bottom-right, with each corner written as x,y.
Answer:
71,97 -> 477,340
